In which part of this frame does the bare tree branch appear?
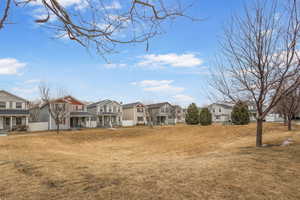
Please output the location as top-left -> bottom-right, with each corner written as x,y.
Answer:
210,0 -> 300,147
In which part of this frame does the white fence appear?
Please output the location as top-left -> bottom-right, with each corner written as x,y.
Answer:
28,122 -> 49,132
86,121 -> 97,128
122,120 -> 135,127
265,114 -> 284,122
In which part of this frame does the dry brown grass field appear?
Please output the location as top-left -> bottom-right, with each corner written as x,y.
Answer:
0,123 -> 300,200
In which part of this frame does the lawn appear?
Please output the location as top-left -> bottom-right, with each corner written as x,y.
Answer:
0,123 -> 300,200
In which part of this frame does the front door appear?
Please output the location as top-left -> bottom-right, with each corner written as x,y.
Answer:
0,117 -> 3,129
4,117 -> 10,130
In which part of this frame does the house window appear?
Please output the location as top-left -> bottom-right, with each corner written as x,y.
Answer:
9,102 -> 13,108
60,118 -> 66,125
113,106 -> 116,112
137,117 -> 144,122
219,108 -> 221,112
118,108 -> 120,113
103,105 -> 107,112
16,117 -> 22,125
216,116 -> 220,120
213,109 -> 215,112
16,102 -> 22,109
0,101 -> 6,109
109,107 -> 112,112
137,107 -> 143,112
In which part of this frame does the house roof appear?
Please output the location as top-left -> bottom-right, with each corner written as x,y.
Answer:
122,102 -> 144,109
70,111 -> 93,117
40,95 -> 84,108
147,102 -> 172,108
209,103 -> 234,109
0,90 -> 28,102
87,99 -> 121,108
0,109 -> 29,115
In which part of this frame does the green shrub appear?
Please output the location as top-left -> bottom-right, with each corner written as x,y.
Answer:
199,107 -> 212,126
185,103 -> 200,125
231,101 -> 250,125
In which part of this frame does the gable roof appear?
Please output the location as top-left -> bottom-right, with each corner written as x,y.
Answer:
147,102 -> 172,109
0,90 -> 28,102
209,103 -> 234,109
40,95 -> 84,108
122,102 -> 144,109
61,96 -> 84,105
87,99 -> 121,108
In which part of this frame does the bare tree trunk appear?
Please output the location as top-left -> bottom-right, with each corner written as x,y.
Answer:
288,116 -> 292,131
256,118 -> 263,147
284,114 -> 287,126
57,121 -> 59,134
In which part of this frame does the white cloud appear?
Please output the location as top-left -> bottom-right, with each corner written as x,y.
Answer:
173,94 -> 195,104
0,58 -> 26,75
30,0 -> 82,8
131,80 -> 173,87
103,63 -> 128,69
132,80 -> 184,93
12,86 -> 38,94
137,53 -> 203,68
103,1 -> 121,10
12,86 -> 39,99
24,79 -> 41,84
30,0 -> 87,21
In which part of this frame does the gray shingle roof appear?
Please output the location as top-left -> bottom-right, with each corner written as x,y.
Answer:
70,111 -> 93,116
122,102 -> 143,109
0,109 -> 29,115
87,99 -> 120,108
147,102 -> 172,108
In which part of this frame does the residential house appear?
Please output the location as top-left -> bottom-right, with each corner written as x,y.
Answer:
33,96 -> 92,130
122,102 -> 147,126
208,102 -> 280,123
146,102 -> 175,125
0,90 -> 29,131
208,103 -> 234,123
173,105 -> 186,123
248,103 -> 258,122
87,100 -> 122,127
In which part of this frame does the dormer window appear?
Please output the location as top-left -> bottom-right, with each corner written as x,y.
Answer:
0,101 -> 6,109
16,102 -> 22,109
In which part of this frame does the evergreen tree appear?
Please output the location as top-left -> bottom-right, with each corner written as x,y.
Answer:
185,103 -> 200,125
231,101 -> 250,125
199,107 -> 212,126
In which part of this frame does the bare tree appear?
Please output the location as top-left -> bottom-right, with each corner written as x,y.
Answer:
28,101 -> 41,122
144,105 -> 153,128
211,0 -> 300,147
39,84 -> 68,134
274,86 -> 300,131
1,0 -> 196,55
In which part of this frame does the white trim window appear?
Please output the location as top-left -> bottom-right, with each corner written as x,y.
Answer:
16,102 -> 22,109
0,101 -> 6,109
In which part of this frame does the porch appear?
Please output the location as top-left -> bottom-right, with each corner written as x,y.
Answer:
156,115 -> 168,125
97,115 -> 122,128
0,116 -> 29,131
70,112 -> 92,129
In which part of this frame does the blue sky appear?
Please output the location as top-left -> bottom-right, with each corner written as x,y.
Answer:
0,0 -> 245,106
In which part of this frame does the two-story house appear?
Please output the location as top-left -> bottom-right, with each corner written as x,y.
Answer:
173,105 -> 185,123
0,90 -> 29,131
146,102 -> 175,125
87,100 -> 122,127
208,103 -> 234,123
122,102 -> 147,126
34,96 -> 92,130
